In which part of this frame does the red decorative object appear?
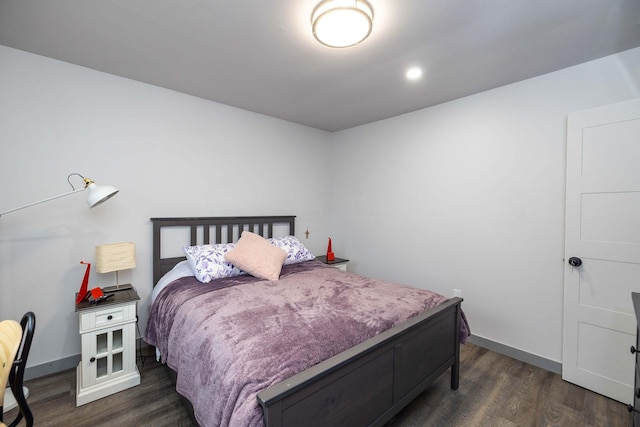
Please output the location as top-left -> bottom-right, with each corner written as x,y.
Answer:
90,287 -> 105,300
76,261 -> 108,304
76,261 -> 91,304
326,237 -> 335,262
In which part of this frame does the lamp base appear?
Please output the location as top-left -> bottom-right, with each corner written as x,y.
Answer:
102,283 -> 133,293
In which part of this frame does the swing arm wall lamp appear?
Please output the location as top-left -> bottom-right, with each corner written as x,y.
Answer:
0,173 -> 119,217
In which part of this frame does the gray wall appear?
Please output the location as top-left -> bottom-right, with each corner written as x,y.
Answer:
328,47 -> 640,364
0,45 -> 332,369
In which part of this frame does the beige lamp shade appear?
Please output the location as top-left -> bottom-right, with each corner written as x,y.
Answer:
96,242 -> 136,273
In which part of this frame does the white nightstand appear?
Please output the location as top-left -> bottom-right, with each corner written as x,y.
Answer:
75,287 -> 141,406
316,255 -> 349,272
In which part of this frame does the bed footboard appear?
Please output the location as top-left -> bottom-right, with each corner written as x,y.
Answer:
257,297 -> 462,427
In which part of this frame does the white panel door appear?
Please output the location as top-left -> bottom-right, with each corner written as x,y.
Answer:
563,98 -> 640,403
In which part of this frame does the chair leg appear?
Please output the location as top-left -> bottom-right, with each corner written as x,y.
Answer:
7,383 -> 31,427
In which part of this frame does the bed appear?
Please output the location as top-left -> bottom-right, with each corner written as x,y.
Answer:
145,216 -> 468,427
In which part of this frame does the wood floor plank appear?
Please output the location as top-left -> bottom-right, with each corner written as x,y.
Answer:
4,343 -> 631,426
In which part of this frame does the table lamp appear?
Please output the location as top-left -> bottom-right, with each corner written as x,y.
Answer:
96,242 -> 136,292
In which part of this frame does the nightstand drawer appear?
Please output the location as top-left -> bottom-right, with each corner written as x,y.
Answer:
79,304 -> 136,333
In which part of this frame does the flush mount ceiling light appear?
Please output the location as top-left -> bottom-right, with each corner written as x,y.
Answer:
311,0 -> 374,48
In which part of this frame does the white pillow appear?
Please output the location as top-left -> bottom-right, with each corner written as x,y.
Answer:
183,243 -> 244,283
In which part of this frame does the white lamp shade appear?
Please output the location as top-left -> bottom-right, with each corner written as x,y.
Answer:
86,182 -> 119,208
96,242 -> 136,273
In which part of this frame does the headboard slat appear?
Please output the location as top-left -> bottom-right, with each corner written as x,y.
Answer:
227,225 -> 233,243
203,226 -> 210,245
215,226 -> 222,244
190,225 -> 197,246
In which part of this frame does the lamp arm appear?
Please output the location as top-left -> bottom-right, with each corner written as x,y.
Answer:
0,187 -> 85,217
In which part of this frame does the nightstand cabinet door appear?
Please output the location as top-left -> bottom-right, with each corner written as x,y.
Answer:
80,322 -> 135,388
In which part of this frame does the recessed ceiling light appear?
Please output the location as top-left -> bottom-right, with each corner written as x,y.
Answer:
311,0 -> 374,48
406,67 -> 423,81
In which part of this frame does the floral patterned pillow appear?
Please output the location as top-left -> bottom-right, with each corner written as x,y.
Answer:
183,243 -> 244,283
268,235 -> 315,265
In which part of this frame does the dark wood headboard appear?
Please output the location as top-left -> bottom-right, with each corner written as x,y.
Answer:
150,216 -> 296,286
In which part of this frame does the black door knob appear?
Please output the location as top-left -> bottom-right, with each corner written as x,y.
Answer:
568,257 -> 582,267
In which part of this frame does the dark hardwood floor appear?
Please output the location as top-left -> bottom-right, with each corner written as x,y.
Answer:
5,343 -> 631,426
386,344 -> 631,427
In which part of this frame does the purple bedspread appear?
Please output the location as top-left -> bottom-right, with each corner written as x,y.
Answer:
145,260 -> 469,427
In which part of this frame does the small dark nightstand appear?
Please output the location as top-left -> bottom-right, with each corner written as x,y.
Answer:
316,255 -> 349,271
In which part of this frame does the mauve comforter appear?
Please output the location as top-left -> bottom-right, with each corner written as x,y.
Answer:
145,260 -> 469,427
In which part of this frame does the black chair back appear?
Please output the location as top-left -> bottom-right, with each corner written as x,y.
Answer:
7,311 -> 35,427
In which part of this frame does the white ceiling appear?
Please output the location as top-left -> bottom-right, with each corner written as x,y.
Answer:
1,0 -> 639,132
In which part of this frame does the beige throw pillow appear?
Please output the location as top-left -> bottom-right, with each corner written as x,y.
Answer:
224,231 -> 287,281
